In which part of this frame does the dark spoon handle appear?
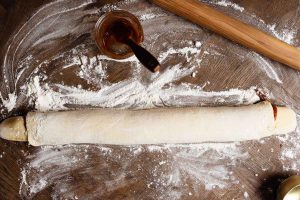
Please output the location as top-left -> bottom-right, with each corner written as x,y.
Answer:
126,39 -> 160,73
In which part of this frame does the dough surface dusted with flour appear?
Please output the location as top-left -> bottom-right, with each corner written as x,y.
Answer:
23,101 -> 296,146
0,101 -> 296,145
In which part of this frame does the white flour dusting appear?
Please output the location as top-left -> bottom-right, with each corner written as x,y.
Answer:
244,191 -> 249,198
0,0 -> 299,199
0,93 -> 17,112
208,0 -> 297,45
251,52 -> 283,84
140,13 -> 162,21
21,43 -> 259,111
214,0 -> 245,12
158,46 -> 202,63
267,24 -> 297,45
20,143 -> 247,199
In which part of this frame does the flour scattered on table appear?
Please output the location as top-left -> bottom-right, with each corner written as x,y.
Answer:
207,0 -> 298,45
0,0 -> 299,199
213,0 -> 245,12
0,152 -> 5,159
0,93 -> 17,112
20,143 -> 248,199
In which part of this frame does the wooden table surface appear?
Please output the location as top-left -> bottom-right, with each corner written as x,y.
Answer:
1,0 -> 300,199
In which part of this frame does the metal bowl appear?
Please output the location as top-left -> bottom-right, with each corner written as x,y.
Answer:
277,175 -> 300,200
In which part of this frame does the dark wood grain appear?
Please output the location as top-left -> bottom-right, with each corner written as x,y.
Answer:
0,0 -> 300,199
0,140 -> 27,199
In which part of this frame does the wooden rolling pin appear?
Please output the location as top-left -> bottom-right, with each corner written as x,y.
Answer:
150,0 -> 300,71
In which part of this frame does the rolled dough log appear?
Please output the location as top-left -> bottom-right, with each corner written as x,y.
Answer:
0,101 -> 297,146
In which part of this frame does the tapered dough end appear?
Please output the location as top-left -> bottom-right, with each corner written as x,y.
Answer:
0,116 -> 27,141
275,106 -> 297,135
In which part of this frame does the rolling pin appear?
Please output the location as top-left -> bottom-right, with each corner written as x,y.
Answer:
150,0 -> 300,71
0,102 -> 296,146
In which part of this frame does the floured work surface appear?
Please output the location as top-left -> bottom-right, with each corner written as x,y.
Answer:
0,0 -> 300,199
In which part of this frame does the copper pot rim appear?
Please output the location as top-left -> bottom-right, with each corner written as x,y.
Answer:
94,10 -> 144,59
277,175 -> 300,200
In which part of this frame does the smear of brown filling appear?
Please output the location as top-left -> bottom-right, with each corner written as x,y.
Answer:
272,105 -> 278,121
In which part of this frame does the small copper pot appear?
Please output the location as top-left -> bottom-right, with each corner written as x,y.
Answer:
94,10 -> 144,59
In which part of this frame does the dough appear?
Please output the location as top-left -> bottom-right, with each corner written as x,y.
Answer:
0,116 -> 27,141
28,101 -> 296,145
0,101 -> 297,146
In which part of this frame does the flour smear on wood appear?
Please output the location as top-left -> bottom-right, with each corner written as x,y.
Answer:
0,0 -> 299,199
